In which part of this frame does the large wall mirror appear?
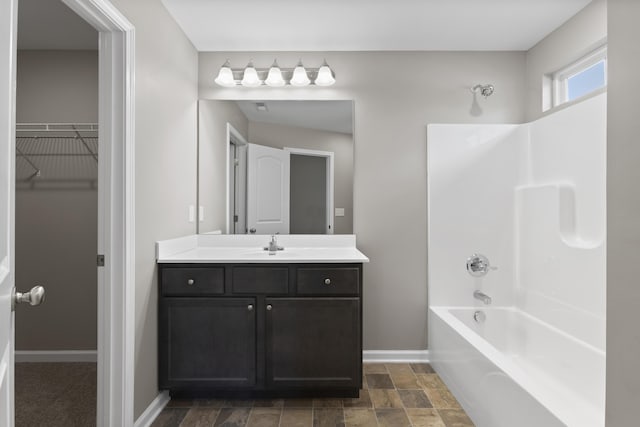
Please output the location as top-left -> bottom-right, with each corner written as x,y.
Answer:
198,100 -> 354,235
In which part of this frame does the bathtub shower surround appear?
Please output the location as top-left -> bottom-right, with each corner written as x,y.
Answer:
427,93 -> 606,427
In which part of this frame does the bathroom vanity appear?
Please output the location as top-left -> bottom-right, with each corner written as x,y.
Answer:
156,235 -> 368,398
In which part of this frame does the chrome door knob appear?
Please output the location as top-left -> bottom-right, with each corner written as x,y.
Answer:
266,304 -> 273,311
13,285 -> 46,310
324,278 -> 331,285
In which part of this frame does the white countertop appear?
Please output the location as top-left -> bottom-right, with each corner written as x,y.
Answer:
156,234 -> 369,263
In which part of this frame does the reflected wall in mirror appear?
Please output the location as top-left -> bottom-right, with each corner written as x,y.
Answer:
198,100 -> 354,235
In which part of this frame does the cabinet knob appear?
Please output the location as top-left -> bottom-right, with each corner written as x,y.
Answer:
266,304 -> 273,311
324,278 -> 331,285
247,304 -> 254,311
187,279 -> 195,285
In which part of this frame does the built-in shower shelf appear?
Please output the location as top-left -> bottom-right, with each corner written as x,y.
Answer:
515,184 -> 604,249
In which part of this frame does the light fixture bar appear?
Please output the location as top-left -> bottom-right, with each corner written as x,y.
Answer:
214,61 -> 336,87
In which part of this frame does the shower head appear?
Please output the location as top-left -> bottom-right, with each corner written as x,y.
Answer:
471,84 -> 494,98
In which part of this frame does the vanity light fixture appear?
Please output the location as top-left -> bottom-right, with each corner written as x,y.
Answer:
213,59 -> 335,87
241,61 -> 261,87
213,60 -> 236,87
265,60 -> 286,87
314,60 -> 336,86
290,60 -> 311,87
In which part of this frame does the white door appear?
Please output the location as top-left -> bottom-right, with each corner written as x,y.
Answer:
247,143 -> 290,235
1,3 -> 46,425
0,0 -> 17,425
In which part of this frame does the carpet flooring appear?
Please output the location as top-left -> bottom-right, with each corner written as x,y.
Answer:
15,362 -> 96,427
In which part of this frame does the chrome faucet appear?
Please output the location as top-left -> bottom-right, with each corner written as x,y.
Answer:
473,290 -> 492,305
264,235 -> 284,255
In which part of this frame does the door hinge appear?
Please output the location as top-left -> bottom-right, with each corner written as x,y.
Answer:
234,215 -> 239,223
97,254 -> 105,267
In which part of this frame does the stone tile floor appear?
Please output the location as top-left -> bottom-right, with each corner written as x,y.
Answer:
152,363 -> 474,427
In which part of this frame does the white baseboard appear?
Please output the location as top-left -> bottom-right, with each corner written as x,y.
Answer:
15,350 -> 97,363
134,391 -> 170,427
363,350 -> 430,363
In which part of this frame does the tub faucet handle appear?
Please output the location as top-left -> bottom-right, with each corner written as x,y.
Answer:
466,253 -> 496,277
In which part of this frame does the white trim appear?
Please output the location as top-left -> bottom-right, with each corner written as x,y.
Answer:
59,1 -> 135,427
15,350 -> 97,363
133,391 -> 170,427
363,350 -> 430,363
225,123 -> 248,234
551,42 -> 607,108
284,147 -> 335,234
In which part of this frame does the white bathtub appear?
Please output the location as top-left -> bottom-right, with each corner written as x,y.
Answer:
429,306 -> 605,427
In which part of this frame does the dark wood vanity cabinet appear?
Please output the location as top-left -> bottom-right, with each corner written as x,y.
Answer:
158,263 -> 362,397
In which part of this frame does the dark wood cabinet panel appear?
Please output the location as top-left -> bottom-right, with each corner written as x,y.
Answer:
296,267 -> 359,295
161,267 -> 224,296
265,297 -> 361,389
231,266 -> 289,294
159,298 -> 256,389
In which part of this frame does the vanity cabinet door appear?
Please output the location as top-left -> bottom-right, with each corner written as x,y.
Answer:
264,297 -> 361,390
159,298 -> 256,389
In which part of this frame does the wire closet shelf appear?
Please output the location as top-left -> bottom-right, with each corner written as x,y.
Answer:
15,123 -> 98,190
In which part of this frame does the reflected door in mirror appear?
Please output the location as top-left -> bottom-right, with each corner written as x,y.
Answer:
247,143 -> 290,234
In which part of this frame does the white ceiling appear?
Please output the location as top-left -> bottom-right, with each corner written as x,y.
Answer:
18,0 -> 97,50
161,0 -> 593,52
235,100 -> 353,135
16,0 -> 594,52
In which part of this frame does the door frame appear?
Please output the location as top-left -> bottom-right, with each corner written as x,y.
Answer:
226,123 -> 248,234
284,147 -> 335,234
22,1 -> 135,426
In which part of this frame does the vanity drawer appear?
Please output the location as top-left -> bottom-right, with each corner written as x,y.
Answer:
162,267 -> 225,296
232,266 -> 289,294
296,267 -> 359,295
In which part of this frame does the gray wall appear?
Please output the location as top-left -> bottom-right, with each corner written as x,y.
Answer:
525,0 -> 607,121
109,0 -> 199,419
200,51 -> 527,350
248,121 -> 354,235
198,100 -> 248,234
16,50 -> 98,123
606,0 -> 640,424
15,50 -> 98,351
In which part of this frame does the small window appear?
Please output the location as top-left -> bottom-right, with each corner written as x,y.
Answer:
550,45 -> 607,108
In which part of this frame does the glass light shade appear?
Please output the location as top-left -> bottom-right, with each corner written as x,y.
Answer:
314,64 -> 335,86
241,62 -> 261,87
214,63 -> 236,87
265,62 -> 285,87
290,62 -> 310,86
